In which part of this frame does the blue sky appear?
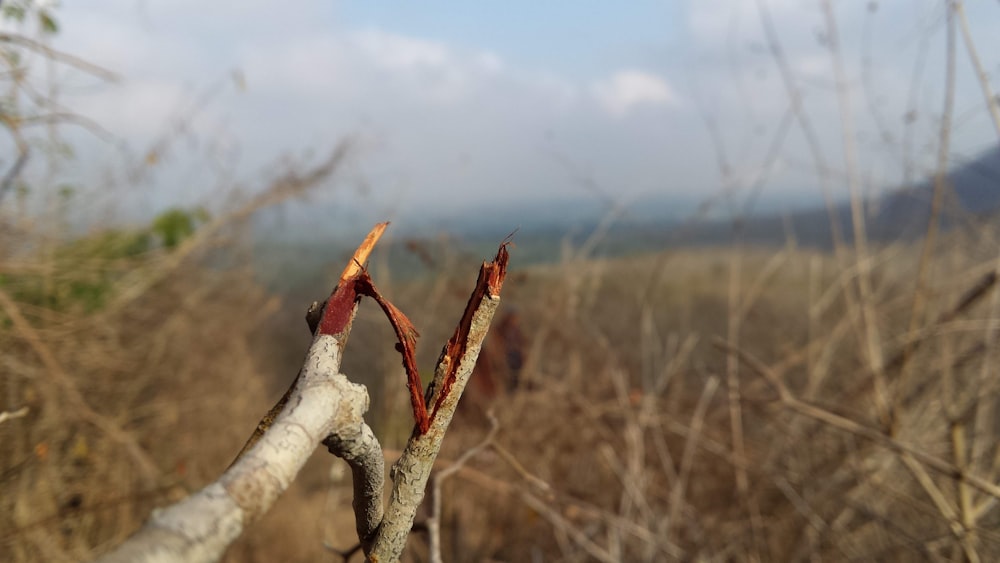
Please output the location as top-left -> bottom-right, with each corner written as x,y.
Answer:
337,1 -> 684,79
7,1 -> 1000,232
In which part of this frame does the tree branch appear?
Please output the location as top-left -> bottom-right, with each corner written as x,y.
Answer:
90,224 -> 511,562
93,224 -> 384,562
324,422 -> 384,552
94,335 -> 368,562
428,410 -> 500,563
368,244 -> 508,561
0,32 -> 118,80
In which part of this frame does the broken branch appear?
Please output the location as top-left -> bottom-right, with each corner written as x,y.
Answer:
367,243 -> 509,562
92,223 -> 512,563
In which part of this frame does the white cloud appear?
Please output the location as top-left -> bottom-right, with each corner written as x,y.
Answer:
238,29 -> 517,106
592,70 -> 678,116
73,79 -> 185,139
475,52 -> 504,74
351,29 -> 451,71
42,0 -> 1000,222
687,0 -> 815,45
240,35 -> 349,99
791,54 -> 831,79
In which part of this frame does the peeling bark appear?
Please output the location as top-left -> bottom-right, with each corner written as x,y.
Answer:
90,224 -> 510,563
369,244 -> 508,562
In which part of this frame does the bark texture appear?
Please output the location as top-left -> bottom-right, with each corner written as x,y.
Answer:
90,225 -> 509,563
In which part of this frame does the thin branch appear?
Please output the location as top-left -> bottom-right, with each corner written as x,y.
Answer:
0,287 -> 160,483
92,224 -> 511,563
713,339 -> 1000,502
0,148 -> 28,204
667,376 -> 719,541
428,410 -> 500,563
896,0 -> 957,398
0,406 -> 29,425
821,0 -> 891,431
368,245 -> 509,562
519,491 -> 620,563
0,32 -> 118,80
106,141 -> 353,314
324,423 -> 385,554
954,1 -> 1000,139
11,111 -> 116,141
93,224 -> 384,562
231,219 -> 384,464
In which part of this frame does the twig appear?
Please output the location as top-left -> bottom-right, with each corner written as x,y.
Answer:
428,410 -> 499,563
724,243 -> 764,561
368,244 -> 508,561
0,148 -> 27,204
93,225 -> 382,563
753,0 -> 847,254
713,338 -> 1000,502
0,32 -> 118,80
822,0 -> 891,431
231,221 -> 386,464
895,0 -> 957,403
0,406 -> 29,425
324,424 -> 385,554
423,447 -> 683,559
836,268 -> 997,421
91,223 -> 510,562
971,258 -> 1000,481
323,541 -> 363,562
954,1 -> 1000,139
951,419 -> 981,562
489,441 -> 552,495
0,288 -> 160,482
667,376 -> 719,541
107,142 -> 353,314
353,272 -> 430,434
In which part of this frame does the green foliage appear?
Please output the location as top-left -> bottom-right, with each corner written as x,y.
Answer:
1,230 -> 152,313
151,207 -> 209,249
2,3 -> 26,22
59,229 -> 154,262
1,207 -> 208,314
38,9 -> 57,34
1,0 -> 59,34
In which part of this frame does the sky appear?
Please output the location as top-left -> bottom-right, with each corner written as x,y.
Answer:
8,1 -> 1000,232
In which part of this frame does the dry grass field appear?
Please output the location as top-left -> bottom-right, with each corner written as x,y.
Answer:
5,205 -> 1000,561
5,2 -> 1000,561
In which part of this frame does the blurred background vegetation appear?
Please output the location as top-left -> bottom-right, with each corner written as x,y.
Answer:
5,1 -> 1000,562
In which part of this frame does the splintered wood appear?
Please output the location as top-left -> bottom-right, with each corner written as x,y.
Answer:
430,244 -> 509,419
316,225 -> 510,435
98,222 -> 511,563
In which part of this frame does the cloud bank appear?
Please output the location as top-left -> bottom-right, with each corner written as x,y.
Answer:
35,0 -> 1000,228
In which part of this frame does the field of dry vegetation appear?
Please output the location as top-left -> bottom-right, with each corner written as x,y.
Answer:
6,200 -> 1000,561
6,1 -> 1000,562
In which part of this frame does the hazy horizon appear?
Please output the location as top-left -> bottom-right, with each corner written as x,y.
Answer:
5,1 -> 1000,237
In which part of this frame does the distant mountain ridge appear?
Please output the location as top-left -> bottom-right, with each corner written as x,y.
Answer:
870,145 -> 1000,239
514,143 -> 1000,254
252,144 -> 1000,291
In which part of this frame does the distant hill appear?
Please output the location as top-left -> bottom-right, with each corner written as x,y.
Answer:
547,143 -> 1000,254
776,144 -> 1000,247
251,144 -> 1000,291
869,145 -> 1000,239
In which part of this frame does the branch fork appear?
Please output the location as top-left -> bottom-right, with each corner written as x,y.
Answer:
94,222 -> 510,562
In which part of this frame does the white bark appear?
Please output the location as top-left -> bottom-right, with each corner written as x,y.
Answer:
369,293 -> 499,561
92,236 -> 508,563
94,334 -> 372,563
